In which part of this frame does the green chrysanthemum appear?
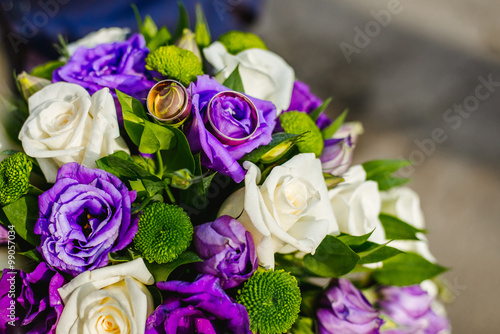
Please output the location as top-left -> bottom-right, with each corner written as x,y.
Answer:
0,152 -> 32,206
237,269 -> 301,334
279,111 -> 324,157
134,202 -> 193,264
146,45 -> 203,86
218,31 -> 267,55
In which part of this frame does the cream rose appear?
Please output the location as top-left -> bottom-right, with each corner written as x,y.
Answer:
19,82 -> 128,182
57,258 -> 155,334
219,153 -> 338,269
203,41 -> 295,112
328,165 -> 386,244
66,27 -> 131,56
380,187 -> 436,262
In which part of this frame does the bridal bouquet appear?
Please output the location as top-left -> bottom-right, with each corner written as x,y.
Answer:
0,4 -> 450,334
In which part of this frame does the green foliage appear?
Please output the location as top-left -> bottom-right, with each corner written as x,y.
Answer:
362,159 -> 411,191
132,4 -> 171,51
146,45 -> 203,86
353,241 -> 403,265
0,152 -> 32,206
280,111 -> 324,157
309,97 -> 332,122
194,3 -> 211,48
303,235 -> 359,277
134,202 -> 193,264
174,1 -> 190,40
30,60 -> 65,80
145,251 -> 201,282
373,253 -> 447,286
237,270 -> 301,334
379,213 -> 425,240
219,31 -> 267,55
222,65 -> 245,93
1,194 -> 40,246
290,316 -> 315,334
322,109 -> 348,139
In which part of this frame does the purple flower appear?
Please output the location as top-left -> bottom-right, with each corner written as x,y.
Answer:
286,80 -> 331,130
317,279 -> 383,334
0,263 -> 66,333
146,275 -> 251,334
321,122 -> 363,175
377,285 -> 450,334
0,225 -> 8,245
193,215 -> 258,289
35,162 -> 138,276
185,75 -> 277,183
53,34 -> 155,120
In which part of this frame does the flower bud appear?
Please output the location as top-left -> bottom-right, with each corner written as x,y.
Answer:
175,28 -> 202,62
321,122 -> 363,175
170,169 -> 193,190
17,72 -> 51,100
147,80 -> 191,124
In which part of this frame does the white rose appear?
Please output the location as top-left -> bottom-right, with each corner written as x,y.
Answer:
57,258 -> 155,334
219,153 -> 338,269
380,187 -> 436,262
19,82 -> 128,182
203,41 -> 295,112
329,165 -> 386,243
66,27 -> 130,56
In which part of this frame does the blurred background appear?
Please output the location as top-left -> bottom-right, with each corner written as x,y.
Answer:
1,0 -> 499,333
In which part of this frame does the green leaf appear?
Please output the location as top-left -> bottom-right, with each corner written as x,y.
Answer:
142,15 -> 158,39
373,253 -> 447,286
322,109 -> 348,139
274,253 -> 308,277
30,60 -> 65,80
309,97 -> 332,122
222,66 -> 245,93
159,125 -> 195,173
147,27 -> 172,51
303,235 -> 359,277
355,241 -> 403,264
290,316 -> 315,334
337,231 -> 374,247
139,122 -> 176,154
362,159 -> 412,191
194,3 -> 211,48
96,151 -> 164,197
2,195 -> 40,246
109,248 -> 143,263
116,89 -> 148,146
145,251 -> 201,282
240,133 -> 302,164
174,1 -> 190,41
19,249 -> 44,263
379,214 -> 425,240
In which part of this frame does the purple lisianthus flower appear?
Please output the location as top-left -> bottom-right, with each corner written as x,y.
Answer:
321,122 -> 363,175
53,34 -> 155,120
146,275 -> 251,334
0,225 -> 8,245
35,162 -> 138,276
0,263 -> 66,333
185,75 -> 277,183
193,215 -> 258,289
317,278 -> 383,334
377,285 -> 450,334
286,80 -> 332,130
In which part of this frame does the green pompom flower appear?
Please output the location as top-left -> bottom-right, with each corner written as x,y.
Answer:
146,45 -> 203,86
218,31 -> 267,55
134,202 -> 193,263
237,269 -> 301,334
0,152 -> 32,206
279,111 -> 324,157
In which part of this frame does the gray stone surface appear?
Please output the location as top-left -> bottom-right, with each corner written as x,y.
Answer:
251,0 -> 500,332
